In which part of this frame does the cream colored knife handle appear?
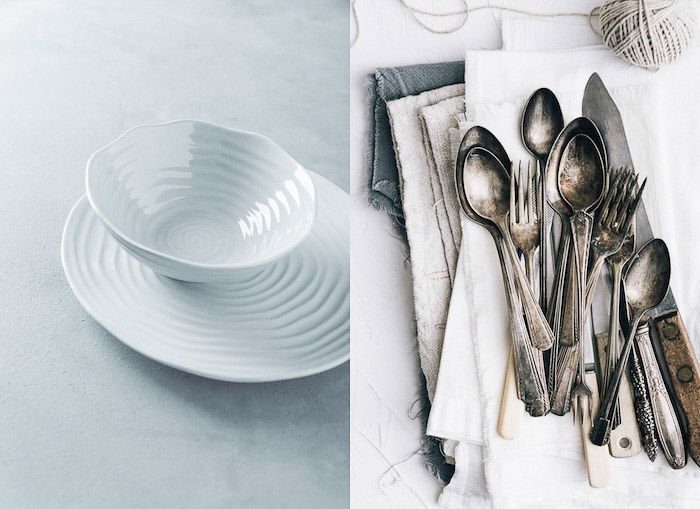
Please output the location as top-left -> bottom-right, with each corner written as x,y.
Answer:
582,372 -> 612,488
595,332 -> 642,457
498,348 -> 524,440
609,372 -> 642,457
636,323 -> 687,469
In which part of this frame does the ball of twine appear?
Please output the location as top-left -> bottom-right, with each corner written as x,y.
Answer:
595,0 -> 697,71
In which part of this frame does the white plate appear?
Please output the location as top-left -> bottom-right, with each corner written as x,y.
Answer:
62,172 -> 348,382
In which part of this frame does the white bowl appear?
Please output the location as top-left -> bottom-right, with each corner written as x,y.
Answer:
86,120 -> 316,282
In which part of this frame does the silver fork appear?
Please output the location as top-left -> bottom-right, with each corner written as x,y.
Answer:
585,167 -> 646,308
509,161 -> 548,380
604,223 -> 635,427
509,161 -> 540,291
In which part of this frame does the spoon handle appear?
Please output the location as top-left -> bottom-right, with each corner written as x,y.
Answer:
501,223 -> 555,351
558,238 -> 577,347
569,212 -> 593,349
635,323 -> 686,468
538,158 -> 548,316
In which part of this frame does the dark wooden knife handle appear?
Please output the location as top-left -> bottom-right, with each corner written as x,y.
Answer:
654,312 -> 700,467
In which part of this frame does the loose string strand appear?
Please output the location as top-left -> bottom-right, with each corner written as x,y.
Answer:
397,0 -> 594,35
352,0 -> 696,71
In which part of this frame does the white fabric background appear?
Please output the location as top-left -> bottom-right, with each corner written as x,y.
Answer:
0,2 -> 349,507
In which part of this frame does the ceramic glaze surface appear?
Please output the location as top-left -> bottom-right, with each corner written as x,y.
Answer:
86,120 -> 316,282
63,173 -> 347,382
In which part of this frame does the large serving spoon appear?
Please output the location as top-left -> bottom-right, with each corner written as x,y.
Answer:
590,239 -> 672,446
558,134 -> 605,424
456,131 -> 548,418
545,118 -> 606,408
522,88 -> 564,315
557,134 -> 606,347
463,147 -> 554,352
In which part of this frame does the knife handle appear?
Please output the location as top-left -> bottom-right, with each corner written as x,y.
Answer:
636,323 -> 686,468
654,312 -> 700,467
581,371 -> 612,488
497,348 -> 525,440
595,332 -> 642,458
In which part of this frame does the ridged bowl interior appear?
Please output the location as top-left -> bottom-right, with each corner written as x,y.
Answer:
86,121 -> 316,274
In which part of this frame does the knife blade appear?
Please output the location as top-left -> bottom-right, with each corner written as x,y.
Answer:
583,72 -> 700,467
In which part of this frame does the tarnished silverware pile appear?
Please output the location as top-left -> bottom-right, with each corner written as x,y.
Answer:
455,73 -> 700,487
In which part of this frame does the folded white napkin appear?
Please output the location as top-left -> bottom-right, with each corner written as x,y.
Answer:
386,84 -> 464,399
429,43 -> 700,508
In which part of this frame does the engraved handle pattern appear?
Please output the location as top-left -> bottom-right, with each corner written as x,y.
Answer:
628,340 -> 658,461
636,323 -> 686,469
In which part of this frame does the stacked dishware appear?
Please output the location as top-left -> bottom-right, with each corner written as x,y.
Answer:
456,73 -> 700,487
62,120 -> 349,382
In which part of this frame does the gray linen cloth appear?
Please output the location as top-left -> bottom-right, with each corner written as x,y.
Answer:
367,61 -> 465,234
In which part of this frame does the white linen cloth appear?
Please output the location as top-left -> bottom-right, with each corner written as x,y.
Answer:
428,40 -> 700,507
386,84 -> 464,399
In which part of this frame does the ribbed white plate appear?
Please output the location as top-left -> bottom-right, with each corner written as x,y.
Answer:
62,172 -> 348,382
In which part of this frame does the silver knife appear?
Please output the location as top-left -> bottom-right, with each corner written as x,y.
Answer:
582,72 -> 698,466
589,265 -> 642,457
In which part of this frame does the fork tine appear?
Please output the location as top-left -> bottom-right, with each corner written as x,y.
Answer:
621,177 -> 647,235
599,167 -> 625,224
510,162 -> 516,223
608,169 -> 634,227
614,172 -> 638,229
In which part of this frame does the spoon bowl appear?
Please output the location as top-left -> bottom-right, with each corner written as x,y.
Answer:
455,126 -> 510,229
522,88 -> 564,159
558,134 -> 605,213
546,118 -> 607,216
462,147 -> 510,223
624,239 -> 671,316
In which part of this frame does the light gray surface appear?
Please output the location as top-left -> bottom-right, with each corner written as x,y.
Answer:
0,1 -> 348,507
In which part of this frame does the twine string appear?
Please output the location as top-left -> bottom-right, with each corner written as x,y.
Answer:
397,0 -> 594,34
352,0 -> 696,70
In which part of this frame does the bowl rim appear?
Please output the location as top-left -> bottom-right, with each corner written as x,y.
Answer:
85,119 -> 317,272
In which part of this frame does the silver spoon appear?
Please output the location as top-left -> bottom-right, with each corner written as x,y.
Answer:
546,118 -> 606,408
456,130 -> 548,417
557,133 -> 605,346
463,147 -> 554,352
558,134 -> 605,424
545,117 -> 606,344
590,239 -> 672,446
522,88 -> 564,316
